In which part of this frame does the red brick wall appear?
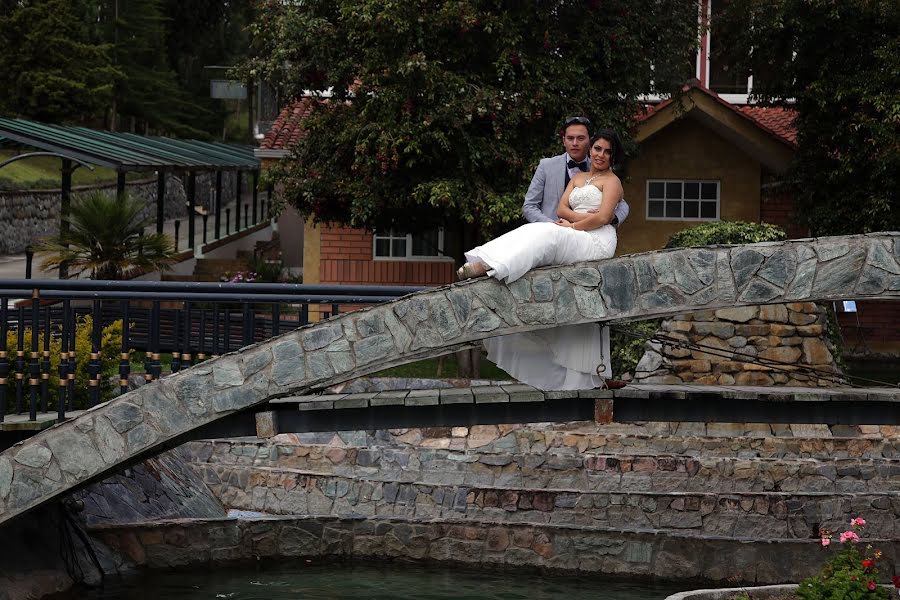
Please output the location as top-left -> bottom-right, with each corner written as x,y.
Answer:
319,224 -> 454,286
760,185 -> 809,239
836,300 -> 900,355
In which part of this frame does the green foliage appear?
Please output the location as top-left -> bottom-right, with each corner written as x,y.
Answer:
798,545 -> 888,600
4,317 -> 123,412
664,221 -> 787,249
97,0 -> 211,138
798,519 -> 889,600
716,0 -> 900,236
0,0 -> 119,122
611,320 -> 661,379
245,0 -> 701,239
36,191 -> 177,280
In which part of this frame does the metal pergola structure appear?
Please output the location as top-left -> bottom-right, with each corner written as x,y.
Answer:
0,118 -> 262,275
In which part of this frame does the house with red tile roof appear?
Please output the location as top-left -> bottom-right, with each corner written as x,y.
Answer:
251,0 -> 898,354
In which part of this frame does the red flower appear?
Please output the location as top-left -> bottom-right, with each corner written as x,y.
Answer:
892,575 -> 900,588
868,580 -> 876,591
862,559 -> 875,571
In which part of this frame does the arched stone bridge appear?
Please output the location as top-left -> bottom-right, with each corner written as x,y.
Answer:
1,233 -> 898,526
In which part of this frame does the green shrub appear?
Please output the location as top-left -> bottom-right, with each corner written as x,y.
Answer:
664,221 -> 786,249
3,316 -> 123,412
611,319 -> 661,379
798,517 -> 889,599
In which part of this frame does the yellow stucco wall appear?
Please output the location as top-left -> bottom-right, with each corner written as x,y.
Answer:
303,218 -> 321,284
617,117 -> 762,255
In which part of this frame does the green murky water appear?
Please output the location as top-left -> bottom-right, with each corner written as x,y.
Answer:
55,562 -> 689,599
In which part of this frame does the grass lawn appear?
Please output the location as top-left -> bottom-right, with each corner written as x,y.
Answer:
0,150 -> 147,190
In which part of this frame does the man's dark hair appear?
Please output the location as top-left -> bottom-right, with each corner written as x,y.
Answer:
561,116 -> 592,136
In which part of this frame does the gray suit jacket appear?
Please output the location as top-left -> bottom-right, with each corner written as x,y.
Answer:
522,153 -> 630,225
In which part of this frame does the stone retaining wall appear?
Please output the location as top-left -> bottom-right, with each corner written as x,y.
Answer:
635,303 -> 840,386
88,515 -> 900,585
184,442 -> 900,496
0,172 -> 238,254
189,465 -> 900,539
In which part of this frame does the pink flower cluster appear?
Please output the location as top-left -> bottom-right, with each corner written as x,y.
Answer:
220,271 -> 258,283
819,516 -> 868,547
840,531 -> 861,544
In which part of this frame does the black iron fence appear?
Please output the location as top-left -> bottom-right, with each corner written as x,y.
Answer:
0,279 -> 424,424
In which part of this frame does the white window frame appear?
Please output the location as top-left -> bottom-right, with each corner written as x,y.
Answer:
646,179 -> 721,221
372,228 -> 451,261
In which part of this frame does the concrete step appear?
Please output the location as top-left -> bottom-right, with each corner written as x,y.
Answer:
184,441 -> 900,495
190,464 -> 900,539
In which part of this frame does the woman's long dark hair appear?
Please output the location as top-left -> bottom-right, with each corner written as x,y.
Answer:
591,128 -> 624,168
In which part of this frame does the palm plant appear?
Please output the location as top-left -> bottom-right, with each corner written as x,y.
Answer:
38,191 -> 176,280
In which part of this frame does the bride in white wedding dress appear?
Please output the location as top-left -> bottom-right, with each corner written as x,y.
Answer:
458,132 -> 622,390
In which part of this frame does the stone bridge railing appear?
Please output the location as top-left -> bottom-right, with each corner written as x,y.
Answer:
1,233 -> 898,526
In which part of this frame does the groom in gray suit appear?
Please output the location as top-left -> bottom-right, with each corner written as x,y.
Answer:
521,116 -> 628,385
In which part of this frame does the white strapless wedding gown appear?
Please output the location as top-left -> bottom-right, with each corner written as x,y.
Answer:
464,184 -> 617,390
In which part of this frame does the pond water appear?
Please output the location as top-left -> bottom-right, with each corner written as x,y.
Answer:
53,562 -> 689,599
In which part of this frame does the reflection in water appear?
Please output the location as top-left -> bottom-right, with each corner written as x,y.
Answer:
55,562 -> 690,599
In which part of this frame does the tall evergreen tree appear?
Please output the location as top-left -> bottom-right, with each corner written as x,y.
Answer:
99,0 -> 209,137
0,0 -> 119,123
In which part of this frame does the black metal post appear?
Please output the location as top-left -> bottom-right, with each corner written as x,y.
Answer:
67,304 -> 75,411
58,299 -> 69,420
182,302 -> 192,368
198,308 -> 207,362
120,300 -> 130,395
242,302 -> 252,346
223,309 -> 231,353
29,291 -> 40,421
0,299 -> 7,423
300,303 -> 309,326
88,300 -> 101,408
212,306 -> 220,358
187,171 -> 197,249
236,171 -> 243,221
272,303 -> 280,337
116,172 -> 126,202
202,214 -> 209,244
244,204 -> 249,230
226,208 -> 231,235
40,307 -> 50,413
252,170 -> 259,224
15,306 -> 24,414
156,169 -> 166,234
59,159 -> 72,279
150,301 -> 161,381
214,171 -> 223,240
261,199 -> 267,222
171,309 -> 181,374
174,220 -> 180,252
25,246 -> 33,279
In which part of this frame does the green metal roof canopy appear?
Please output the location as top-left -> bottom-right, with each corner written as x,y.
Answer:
0,118 -> 259,171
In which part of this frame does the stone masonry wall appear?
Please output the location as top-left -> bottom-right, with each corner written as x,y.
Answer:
0,171 -> 242,255
89,515 -> 900,585
0,176 -> 187,254
634,303 -> 840,386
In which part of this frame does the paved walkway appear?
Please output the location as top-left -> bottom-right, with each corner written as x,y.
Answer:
0,192 -> 261,280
